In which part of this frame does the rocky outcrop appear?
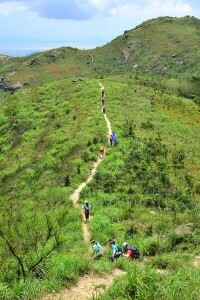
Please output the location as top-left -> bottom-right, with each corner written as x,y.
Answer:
0,77 -> 25,93
49,49 -> 65,62
122,42 -> 137,61
29,58 -> 39,66
0,55 -> 10,62
174,223 -> 194,235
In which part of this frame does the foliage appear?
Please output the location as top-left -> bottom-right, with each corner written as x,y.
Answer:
0,67 -> 199,299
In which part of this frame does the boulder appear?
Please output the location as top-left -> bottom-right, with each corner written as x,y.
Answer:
174,223 -> 193,235
193,255 -> 200,267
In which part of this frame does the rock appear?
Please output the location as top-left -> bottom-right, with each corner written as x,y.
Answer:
12,82 -> 23,89
174,223 -> 193,235
0,55 -> 10,62
193,255 -> 200,267
29,58 -> 39,66
50,49 -> 65,61
122,49 -> 130,61
156,269 -> 171,276
172,53 -> 178,58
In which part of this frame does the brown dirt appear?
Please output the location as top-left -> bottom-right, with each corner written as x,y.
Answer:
69,158 -> 101,242
193,255 -> 200,267
69,83 -> 112,243
40,269 -> 126,300
39,84 -> 122,300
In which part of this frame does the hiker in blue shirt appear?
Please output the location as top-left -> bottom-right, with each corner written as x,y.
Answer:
108,239 -> 122,261
90,239 -> 104,260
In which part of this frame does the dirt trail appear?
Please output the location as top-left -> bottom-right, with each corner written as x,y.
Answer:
40,84 -> 122,300
41,269 -> 126,300
104,114 -> 112,135
69,83 -> 112,243
69,158 -> 101,242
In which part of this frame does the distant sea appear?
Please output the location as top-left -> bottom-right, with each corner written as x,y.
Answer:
0,49 -> 43,57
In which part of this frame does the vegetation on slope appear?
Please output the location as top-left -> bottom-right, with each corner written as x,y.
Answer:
0,78 -> 108,299
80,77 -> 200,299
0,74 -> 199,299
0,15 -> 200,299
0,16 -> 200,101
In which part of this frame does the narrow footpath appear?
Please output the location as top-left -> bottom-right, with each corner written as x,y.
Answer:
69,158 -> 101,242
40,83 -> 125,300
69,83 -> 112,242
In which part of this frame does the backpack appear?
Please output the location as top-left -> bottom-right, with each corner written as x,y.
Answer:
130,246 -> 140,259
99,146 -> 104,152
112,132 -> 117,142
116,244 -> 122,252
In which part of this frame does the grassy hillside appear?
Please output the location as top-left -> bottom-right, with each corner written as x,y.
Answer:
0,75 -> 199,299
82,77 -> 200,299
0,78 -> 108,299
0,15 -> 200,300
1,16 -> 200,102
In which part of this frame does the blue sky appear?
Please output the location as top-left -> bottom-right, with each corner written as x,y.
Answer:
0,0 -> 200,56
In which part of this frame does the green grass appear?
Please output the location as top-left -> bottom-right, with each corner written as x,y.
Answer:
0,74 -> 199,299
1,17 -> 200,101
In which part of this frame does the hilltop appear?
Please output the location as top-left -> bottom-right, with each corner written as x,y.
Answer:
0,16 -> 200,101
0,16 -> 200,300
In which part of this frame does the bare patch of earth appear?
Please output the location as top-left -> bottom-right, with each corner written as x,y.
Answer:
40,269 -> 126,300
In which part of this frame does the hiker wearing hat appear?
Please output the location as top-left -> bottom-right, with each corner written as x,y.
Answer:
82,201 -> 91,221
122,242 -> 140,259
108,239 -> 122,261
90,239 -> 104,260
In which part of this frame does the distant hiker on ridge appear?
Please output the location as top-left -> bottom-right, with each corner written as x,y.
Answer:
109,134 -> 114,146
102,105 -> 106,114
99,82 -> 105,98
99,144 -> 105,159
82,200 -> 91,221
101,97 -> 105,106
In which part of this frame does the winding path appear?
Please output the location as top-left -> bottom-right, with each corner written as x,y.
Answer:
39,84 -> 126,300
69,158 -> 101,242
69,83 -> 112,242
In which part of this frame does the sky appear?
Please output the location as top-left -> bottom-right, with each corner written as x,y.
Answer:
0,0 -> 200,56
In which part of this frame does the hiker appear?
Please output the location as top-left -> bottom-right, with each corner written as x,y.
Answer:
90,239 -> 104,260
99,144 -> 105,159
101,97 -> 105,106
108,239 -> 122,261
102,105 -> 106,114
112,132 -> 117,144
109,134 -> 114,146
122,242 -> 140,260
82,201 -> 91,221
99,82 -> 105,98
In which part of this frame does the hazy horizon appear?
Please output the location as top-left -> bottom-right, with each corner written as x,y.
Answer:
1,0 -> 200,58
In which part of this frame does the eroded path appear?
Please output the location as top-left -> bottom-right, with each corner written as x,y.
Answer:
39,84 -> 125,300
69,158 -> 101,242
69,83 -> 112,242
41,269 -> 126,300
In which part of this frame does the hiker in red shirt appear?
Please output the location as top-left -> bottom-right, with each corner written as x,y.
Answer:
122,242 -> 140,259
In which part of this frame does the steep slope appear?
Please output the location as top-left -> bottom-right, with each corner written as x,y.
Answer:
0,76 -> 199,299
0,16 -> 200,93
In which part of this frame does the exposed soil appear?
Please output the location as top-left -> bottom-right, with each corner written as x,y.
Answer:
39,84 -> 123,300
40,269 -> 126,300
69,158 -> 101,242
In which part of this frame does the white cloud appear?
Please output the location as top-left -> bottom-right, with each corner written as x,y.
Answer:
0,2 -> 27,15
109,0 -> 193,18
0,0 -> 199,56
